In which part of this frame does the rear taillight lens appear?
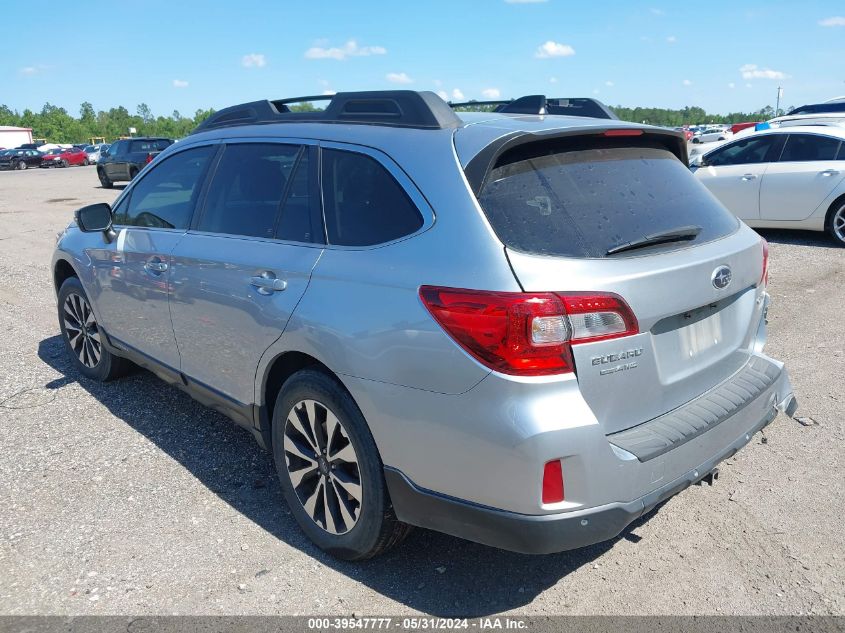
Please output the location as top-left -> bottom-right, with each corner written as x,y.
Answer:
760,239 -> 769,287
145,153 -> 153,164
542,460 -> 565,504
419,286 -> 638,376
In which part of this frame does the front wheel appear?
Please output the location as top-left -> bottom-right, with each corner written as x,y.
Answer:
692,138 -> 701,144
61,159 -> 69,168
83,158 -> 89,166
17,160 -> 27,171
828,200 -> 845,247
98,168 -> 113,189
272,370 -> 410,560
57,277 -> 131,381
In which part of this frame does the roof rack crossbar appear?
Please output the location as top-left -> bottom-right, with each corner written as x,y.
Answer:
449,95 -> 618,120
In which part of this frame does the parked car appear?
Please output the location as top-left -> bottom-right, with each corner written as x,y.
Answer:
692,128 -> 732,144
53,90 -> 795,560
97,137 -> 173,188
691,126 -> 845,245
83,143 -> 110,165
731,122 -> 759,135
40,147 -> 89,168
0,148 -> 43,170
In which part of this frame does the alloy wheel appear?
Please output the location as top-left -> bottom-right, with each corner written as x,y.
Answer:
63,292 -> 102,368
283,399 -> 362,535
833,204 -> 845,243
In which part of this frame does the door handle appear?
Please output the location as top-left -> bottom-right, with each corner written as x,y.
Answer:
144,257 -> 168,273
250,271 -> 287,295
820,169 -> 840,176
741,173 -> 758,181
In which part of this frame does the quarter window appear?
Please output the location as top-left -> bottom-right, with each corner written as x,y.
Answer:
321,149 -> 423,246
114,146 -> 214,230
779,134 -> 842,162
198,143 -> 304,239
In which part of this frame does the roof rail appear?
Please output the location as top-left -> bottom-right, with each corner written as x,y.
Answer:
450,95 -> 618,120
192,90 -> 462,133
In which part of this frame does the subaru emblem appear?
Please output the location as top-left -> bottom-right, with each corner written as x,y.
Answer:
711,265 -> 732,290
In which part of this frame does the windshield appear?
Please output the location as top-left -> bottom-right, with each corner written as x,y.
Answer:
475,144 -> 739,258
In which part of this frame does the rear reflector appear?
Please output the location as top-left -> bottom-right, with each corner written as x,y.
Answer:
419,287 -> 638,376
542,460 -> 564,504
760,239 -> 769,286
603,129 -> 644,137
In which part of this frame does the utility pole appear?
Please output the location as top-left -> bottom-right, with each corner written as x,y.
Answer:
775,87 -> 783,117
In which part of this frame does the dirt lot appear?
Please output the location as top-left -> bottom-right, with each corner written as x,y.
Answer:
0,166 -> 842,617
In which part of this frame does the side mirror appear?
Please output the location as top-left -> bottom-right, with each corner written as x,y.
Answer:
75,203 -> 116,242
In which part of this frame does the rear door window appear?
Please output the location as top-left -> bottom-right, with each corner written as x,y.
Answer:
705,135 -> 783,166
321,149 -> 423,246
778,134 -> 841,162
476,144 -> 739,258
198,143 -> 303,239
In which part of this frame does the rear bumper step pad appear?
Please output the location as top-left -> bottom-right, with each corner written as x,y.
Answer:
607,356 -> 782,462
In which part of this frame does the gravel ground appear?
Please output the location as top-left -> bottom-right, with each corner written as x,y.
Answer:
0,166 -> 842,617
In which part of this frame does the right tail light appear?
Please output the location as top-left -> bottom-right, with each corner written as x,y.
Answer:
419,286 -> 638,377
760,238 -> 769,287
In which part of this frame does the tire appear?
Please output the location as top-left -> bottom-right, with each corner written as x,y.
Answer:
272,369 -> 411,560
98,168 -> 113,189
692,138 -> 701,144
826,198 -> 845,247
83,158 -> 89,166
57,277 -> 131,381
17,161 -> 27,171
129,167 -> 138,180
61,159 -> 69,168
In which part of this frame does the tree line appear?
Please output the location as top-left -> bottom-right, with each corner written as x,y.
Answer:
0,101 -> 784,144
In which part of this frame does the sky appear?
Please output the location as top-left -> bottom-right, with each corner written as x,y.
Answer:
4,1 -> 845,118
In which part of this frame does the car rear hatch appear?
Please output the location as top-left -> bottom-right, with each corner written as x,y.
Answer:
466,126 -> 767,434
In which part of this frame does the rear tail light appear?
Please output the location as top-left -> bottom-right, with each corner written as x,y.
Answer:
603,129 -> 644,137
145,153 -> 154,164
542,460 -> 565,504
760,239 -> 769,286
419,286 -> 638,376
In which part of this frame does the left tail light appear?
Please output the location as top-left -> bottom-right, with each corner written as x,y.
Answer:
419,286 -> 638,377
145,153 -> 153,164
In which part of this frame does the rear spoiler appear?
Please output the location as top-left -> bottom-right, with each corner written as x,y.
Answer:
450,95 -> 618,120
463,126 -> 688,196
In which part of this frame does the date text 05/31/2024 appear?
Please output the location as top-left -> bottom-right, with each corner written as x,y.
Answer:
306,617 -> 528,630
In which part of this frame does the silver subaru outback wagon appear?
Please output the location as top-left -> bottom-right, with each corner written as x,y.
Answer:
52,91 -> 797,560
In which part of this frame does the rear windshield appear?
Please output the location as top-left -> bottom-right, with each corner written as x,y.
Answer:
476,145 -> 738,258
130,139 -> 172,153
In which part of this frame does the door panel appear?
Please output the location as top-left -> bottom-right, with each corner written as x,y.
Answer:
760,162 -> 845,220
695,164 -> 766,220
90,228 -> 185,369
169,236 -> 322,405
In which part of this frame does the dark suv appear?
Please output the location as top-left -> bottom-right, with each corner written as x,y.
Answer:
97,137 -> 173,188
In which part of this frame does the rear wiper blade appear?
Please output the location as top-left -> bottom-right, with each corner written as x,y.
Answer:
606,225 -> 702,256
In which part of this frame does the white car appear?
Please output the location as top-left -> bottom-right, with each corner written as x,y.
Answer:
692,126 -> 845,245
692,128 -> 732,144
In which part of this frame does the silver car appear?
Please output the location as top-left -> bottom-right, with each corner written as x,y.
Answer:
51,91 -> 796,560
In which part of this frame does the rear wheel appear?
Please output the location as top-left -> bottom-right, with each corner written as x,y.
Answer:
98,168 -> 113,189
272,369 -> 410,560
129,167 -> 138,180
827,199 -> 845,247
57,277 -> 131,381
83,158 -> 89,166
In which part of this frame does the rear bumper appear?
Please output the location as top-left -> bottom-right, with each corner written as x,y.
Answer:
383,361 -> 796,554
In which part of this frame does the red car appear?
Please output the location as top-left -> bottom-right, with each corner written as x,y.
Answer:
40,147 -> 89,168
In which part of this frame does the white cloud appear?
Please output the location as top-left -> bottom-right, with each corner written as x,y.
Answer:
650,8 -> 665,15
682,79 -> 692,86
592,89 -> 600,95
728,82 -> 736,89
172,79 -> 189,88
452,88 -> 465,101
386,72 -> 413,84
322,90 -> 337,96
666,35 -> 677,43
535,41 -> 575,58
740,64 -> 789,80
437,90 -> 449,101
819,16 -> 845,26
304,40 -> 386,60
549,76 -> 558,84
746,83 -> 753,88
241,53 -> 266,68
19,65 -> 47,75
481,88 -> 501,99
433,79 -> 443,87
605,80 -> 614,87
